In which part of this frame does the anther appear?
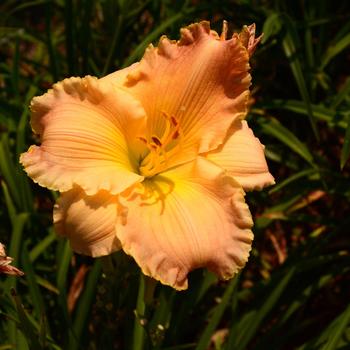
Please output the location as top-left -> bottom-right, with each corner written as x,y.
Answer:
170,116 -> 178,126
172,130 -> 180,140
138,111 -> 183,177
137,136 -> 148,144
151,136 -> 162,147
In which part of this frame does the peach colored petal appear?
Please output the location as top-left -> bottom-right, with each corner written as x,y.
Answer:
20,76 -> 145,195
206,120 -> 275,191
103,21 -> 253,174
116,157 -> 253,290
53,187 -> 120,257
238,24 -> 263,56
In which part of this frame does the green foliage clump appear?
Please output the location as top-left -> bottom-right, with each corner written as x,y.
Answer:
0,0 -> 350,349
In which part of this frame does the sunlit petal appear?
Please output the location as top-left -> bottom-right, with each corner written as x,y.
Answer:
206,120 -> 274,190
104,21 -> 252,171
20,76 -> 145,195
238,24 -> 263,56
53,187 -> 120,257
116,157 -> 253,290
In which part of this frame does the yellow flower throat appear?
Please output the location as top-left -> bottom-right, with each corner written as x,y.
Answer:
138,112 -> 182,178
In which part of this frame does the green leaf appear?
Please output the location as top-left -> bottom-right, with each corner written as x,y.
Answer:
16,85 -> 37,158
281,14 -> 318,139
195,276 -> 239,350
122,11 -> 188,67
322,32 -> 350,68
56,240 -> 73,329
21,245 -> 47,323
1,180 -> 17,226
12,36 -> 20,99
259,99 -> 346,128
0,134 -> 22,208
301,302 -> 350,350
64,0 -> 76,75
68,260 -> 102,350
132,273 -> 146,350
11,289 -> 43,350
340,115 -> 350,169
331,75 -> 350,109
259,117 -> 315,166
29,228 -> 57,262
261,12 -> 282,44
102,12 -> 123,76
231,268 -> 295,350
269,168 -> 317,194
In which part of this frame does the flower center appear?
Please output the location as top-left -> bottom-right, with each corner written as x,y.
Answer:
138,112 -> 182,178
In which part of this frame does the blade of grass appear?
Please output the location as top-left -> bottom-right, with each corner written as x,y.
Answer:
21,244 -> 47,324
255,193 -> 303,229
256,99 -> 347,128
321,32 -> 350,69
1,180 -> 17,226
68,259 -> 102,350
4,0 -> 50,19
8,213 -> 29,260
35,274 -> 59,294
149,288 -> 175,349
21,245 -> 52,348
133,273 -> 146,350
259,117 -> 315,166
331,76 -> 350,109
12,36 -> 19,99
281,14 -> 318,139
80,0 -> 94,74
122,11 -> 188,67
340,115 -> 350,169
195,276 -> 239,350
102,12 -> 123,76
11,289 -> 43,350
29,228 -> 57,262
167,271 -> 218,343
261,12 -> 282,44
56,239 -> 73,343
269,168 -> 317,194
64,0 -> 76,75
301,302 -> 350,350
0,134 -> 21,208
15,85 -> 35,213
16,85 -> 37,157
232,267 -> 295,350
45,1 -> 59,81
194,271 -> 218,305
4,213 -> 29,291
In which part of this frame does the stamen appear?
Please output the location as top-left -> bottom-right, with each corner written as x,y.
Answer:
170,116 -> 178,126
138,111 -> 183,177
172,130 -> 180,140
151,136 -> 162,147
137,136 -> 148,144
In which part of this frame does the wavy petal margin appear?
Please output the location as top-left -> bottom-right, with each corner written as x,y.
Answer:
104,21 -> 253,170
20,76 -> 145,195
206,120 -> 275,191
116,157 -> 253,290
53,187 -> 121,257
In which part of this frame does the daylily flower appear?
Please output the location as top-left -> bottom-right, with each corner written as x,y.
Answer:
0,243 -> 24,276
20,21 -> 274,290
